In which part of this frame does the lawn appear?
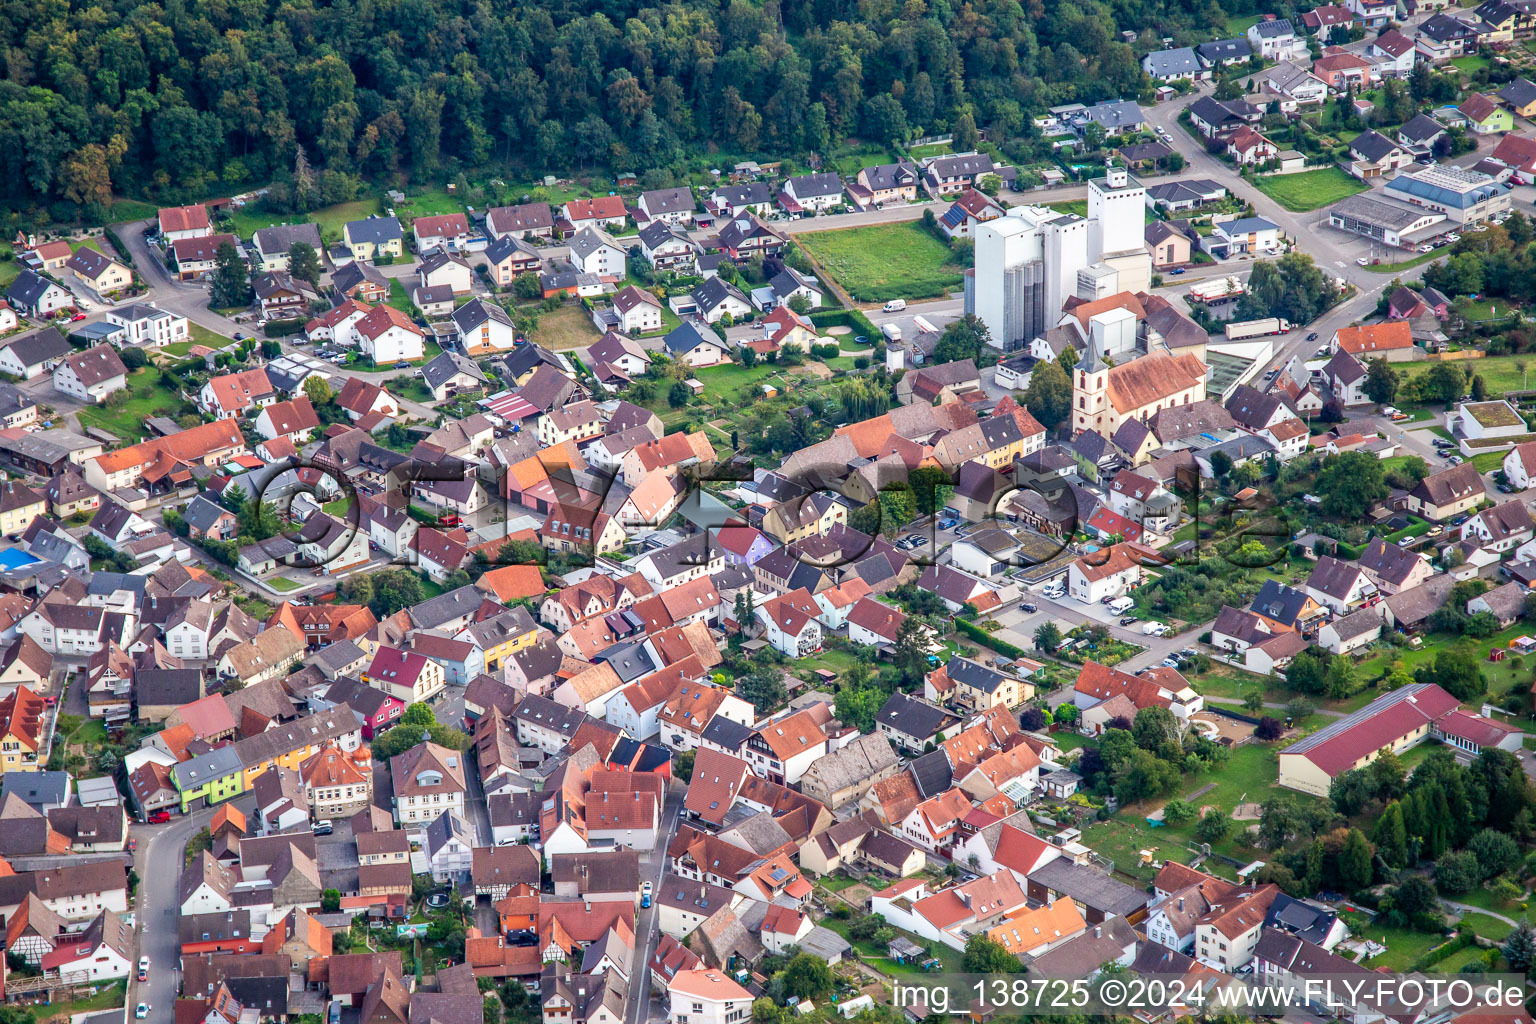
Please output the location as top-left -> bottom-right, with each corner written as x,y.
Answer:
1254,167 -> 1368,212
829,144 -> 899,176
1354,619 -> 1536,699
0,261 -> 20,288
225,207 -> 298,239
36,980 -> 127,1024
109,199 -> 158,224
75,367 -> 195,440
1225,13 -> 1263,33
225,198 -> 384,243
799,221 -> 965,303
693,362 -> 794,405
310,199 -> 382,241
190,322 -> 235,347
1356,922 -> 1452,970
395,190 -> 466,220
1401,355 -> 1530,394
530,303 -> 600,352
819,915 -> 966,977
268,577 -> 304,593
1471,450 -> 1506,472
1048,200 -> 1088,217
1080,817 -> 1209,884
1454,297 -> 1518,322
388,279 -> 414,315
1362,249 -> 1443,273
908,142 -> 955,160
1450,55 -> 1492,77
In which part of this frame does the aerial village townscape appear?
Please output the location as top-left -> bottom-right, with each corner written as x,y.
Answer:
27,1 -> 1536,1024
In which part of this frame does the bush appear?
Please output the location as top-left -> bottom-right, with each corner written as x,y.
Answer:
264,317 -> 306,337
955,617 -> 1023,658
810,308 -> 879,339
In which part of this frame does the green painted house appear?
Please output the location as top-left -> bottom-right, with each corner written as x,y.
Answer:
171,746 -> 246,812
1460,92 -> 1513,135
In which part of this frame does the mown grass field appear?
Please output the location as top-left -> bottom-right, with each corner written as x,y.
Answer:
1254,167 -> 1367,211
798,221 -> 965,302
530,303 -> 600,351
1400,354 -> 1524,393
75,367 -> 195,440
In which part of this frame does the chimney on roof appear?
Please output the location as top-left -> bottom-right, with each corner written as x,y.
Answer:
1094,926 -> 1101,939
1178,897 -> 1184,912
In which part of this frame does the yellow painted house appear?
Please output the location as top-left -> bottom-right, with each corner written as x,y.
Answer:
0,482 -> 46,537
462,607 -> 540,672
762,492 -> 848,544
232,707 -> 364,789
343,217 -> 405,263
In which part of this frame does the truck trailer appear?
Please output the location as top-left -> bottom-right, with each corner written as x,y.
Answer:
1224,317 -> 1291,341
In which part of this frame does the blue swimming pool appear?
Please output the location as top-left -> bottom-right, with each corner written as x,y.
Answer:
0,549 -> 40,570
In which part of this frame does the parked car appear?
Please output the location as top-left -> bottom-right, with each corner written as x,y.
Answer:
1119,616 -> 1136,626
394,361 -> 411,369
1306,332 -> 1318,342
1021,602 -> 1038,613
138,957 -> 150,982
1169,267 -> 1186,275
136,1006 -> 150,1020
148,810 -> 171,824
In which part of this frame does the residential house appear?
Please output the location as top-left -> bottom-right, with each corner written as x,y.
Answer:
780,173 -> 845,213
342,217 -> 405,263
6,274 -> 72,318
53,345 -> 126,404
251,223 -> 324,272
65,248 -> 132,295
638,188 -> 697,226
1248,18 -> 1305,59
412,213 -> 471,253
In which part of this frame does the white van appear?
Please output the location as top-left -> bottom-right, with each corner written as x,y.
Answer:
883,299 -> 906,312
1107,596 -> 1135,614
1142,621 -> 1167,636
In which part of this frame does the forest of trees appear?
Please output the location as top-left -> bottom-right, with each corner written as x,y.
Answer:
2,0 -> 1274,225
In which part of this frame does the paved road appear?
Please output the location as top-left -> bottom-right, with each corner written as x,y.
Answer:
626,789 -> 683,1024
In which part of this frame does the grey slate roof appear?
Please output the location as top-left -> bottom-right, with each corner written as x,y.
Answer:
345,216 -> 403,244
2,329 -> 70,369
663,321 -> 720,356
451,297 -> 513,334
331,260 -> 387,296
7,271 -> 65,311
1196,37 -> 1253,63
876,691 -> 949,739
1144,47 -> 1202,78
253,222 -> 323,257
422,351 -> 488,392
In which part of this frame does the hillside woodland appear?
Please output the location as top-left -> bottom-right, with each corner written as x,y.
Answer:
3,0 -> 1256,222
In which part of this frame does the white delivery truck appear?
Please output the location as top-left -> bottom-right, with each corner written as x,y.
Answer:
881,322 -> 902,343
884,299 -> 906,312
1225,317 -> 1291,341
1107,595 -> 1135,614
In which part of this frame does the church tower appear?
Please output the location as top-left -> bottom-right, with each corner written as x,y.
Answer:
1073,344 -> 1110,436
